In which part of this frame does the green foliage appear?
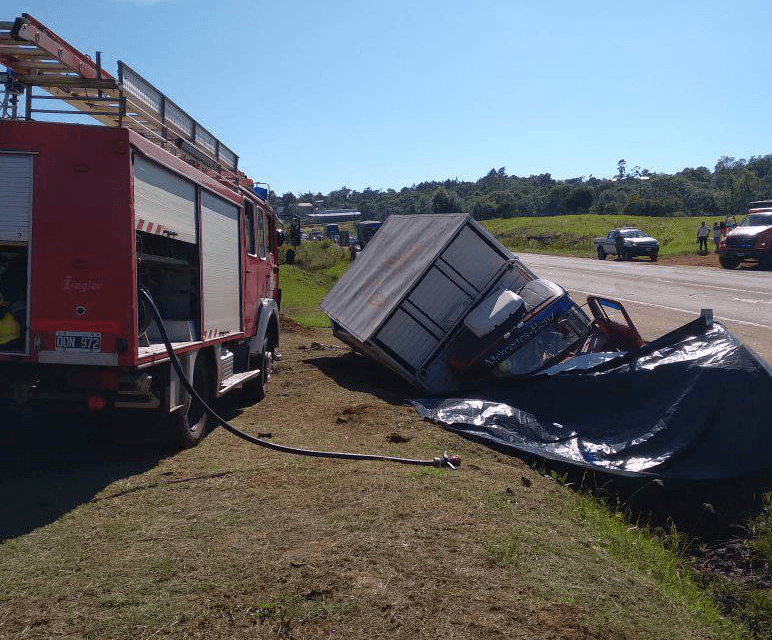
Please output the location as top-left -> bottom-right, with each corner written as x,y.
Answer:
573,495 -> 736,635
272,154 -> 772,221
748,493 -> 772,562
294,239 -> 348,272
698,575 -> 772,640
431,187 -> 463,213
279,241 -> 350,327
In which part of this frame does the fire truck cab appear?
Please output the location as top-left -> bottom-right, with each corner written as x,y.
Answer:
0,15 -> 282,446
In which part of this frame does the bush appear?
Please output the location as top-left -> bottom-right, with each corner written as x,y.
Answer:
295,240 -> 348,272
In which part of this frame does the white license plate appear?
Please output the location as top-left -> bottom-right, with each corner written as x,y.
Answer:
55,331 -> 102,352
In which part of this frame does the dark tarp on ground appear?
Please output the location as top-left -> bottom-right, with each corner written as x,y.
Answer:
413,320 -> 772,481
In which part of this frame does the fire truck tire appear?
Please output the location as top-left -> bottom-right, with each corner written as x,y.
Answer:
243,338 -> 272,402
650,252 -> 658,262
174,355 -> 211,448
597,246 -> 606,260
285,249 -> 296,264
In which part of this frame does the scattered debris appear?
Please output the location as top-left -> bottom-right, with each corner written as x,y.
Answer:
342,404 -> 371,415
299,342 -> 347,351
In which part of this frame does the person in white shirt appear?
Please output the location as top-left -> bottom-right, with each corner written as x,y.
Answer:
697,221 -> 709,255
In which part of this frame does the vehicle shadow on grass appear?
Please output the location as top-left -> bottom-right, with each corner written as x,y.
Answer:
303,350 -> 418,405
0,404 -> 171,542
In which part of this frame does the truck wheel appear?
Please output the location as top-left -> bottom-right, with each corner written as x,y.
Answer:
623,250 -> 632,261
243,338 -> 272,403
650,252 -> 658,262
174,354 -> 211,448
719,255 -> 739,270
761,252 -> 772,270
285,249 -> 295,264
597,246 -> 606,260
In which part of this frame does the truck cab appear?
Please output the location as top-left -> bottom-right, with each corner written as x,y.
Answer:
325,223 -> 340,241
718,203 -> 772,270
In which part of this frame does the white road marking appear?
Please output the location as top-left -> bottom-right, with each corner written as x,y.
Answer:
733,298 -> 772,305
535,265 -> 771,297
569,289 -> 772,330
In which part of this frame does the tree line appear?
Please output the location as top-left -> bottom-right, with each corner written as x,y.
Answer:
273,154 -> 772,221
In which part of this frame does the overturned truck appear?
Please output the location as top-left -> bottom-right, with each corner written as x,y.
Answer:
321,214 -> 640,394
322,214 -> 772,481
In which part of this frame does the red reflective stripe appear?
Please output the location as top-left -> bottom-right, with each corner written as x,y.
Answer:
137,218 -> 144,231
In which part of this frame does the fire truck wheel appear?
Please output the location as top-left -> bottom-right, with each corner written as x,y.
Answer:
285,249 -> 295,264
596,246 -> 606,260
243,338 -> 272,402
174,355 -> 211,448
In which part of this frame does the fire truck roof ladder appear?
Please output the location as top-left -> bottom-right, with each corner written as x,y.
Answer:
0,14 -> 238,181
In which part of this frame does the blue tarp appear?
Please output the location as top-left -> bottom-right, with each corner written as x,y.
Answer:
413,320 -> 772,481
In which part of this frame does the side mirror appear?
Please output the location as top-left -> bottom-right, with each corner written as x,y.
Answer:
276,228 -> 286,247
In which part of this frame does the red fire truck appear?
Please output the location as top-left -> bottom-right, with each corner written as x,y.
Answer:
0,15 -> 283,446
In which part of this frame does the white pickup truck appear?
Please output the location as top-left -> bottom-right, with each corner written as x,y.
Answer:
593,227 -> 659,261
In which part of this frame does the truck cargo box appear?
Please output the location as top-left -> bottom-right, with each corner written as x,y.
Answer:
321,214 -> 593,394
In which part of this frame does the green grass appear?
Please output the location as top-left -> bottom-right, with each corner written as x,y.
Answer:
480,214 -> 726,257
280,240 -> 351,327
748,493 -> 772,561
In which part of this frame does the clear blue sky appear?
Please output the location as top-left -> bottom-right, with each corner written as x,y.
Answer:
10,0 -> 772,196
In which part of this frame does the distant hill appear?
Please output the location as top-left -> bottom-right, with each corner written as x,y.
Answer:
273,155 -> 772,220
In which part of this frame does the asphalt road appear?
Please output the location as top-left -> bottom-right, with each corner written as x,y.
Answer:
516,252 -> 772,363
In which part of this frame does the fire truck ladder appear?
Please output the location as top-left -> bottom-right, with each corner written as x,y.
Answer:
0,14 -> 238,181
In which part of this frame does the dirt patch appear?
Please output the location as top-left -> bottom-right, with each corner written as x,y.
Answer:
651,253 -> 766,270
692,539 -> 772,590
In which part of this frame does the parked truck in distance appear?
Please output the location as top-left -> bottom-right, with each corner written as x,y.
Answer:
355,220 -> 382,248
0,14 -> 283,447
718,202 -> 772,270
325,223 -> 340,241
593,227 -> 659,261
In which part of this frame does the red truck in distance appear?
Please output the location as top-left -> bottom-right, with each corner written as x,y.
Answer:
718,201 -> 772,270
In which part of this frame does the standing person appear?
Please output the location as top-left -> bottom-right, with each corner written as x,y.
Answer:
614,230 -> 625,260
697,221 -> 709,255
712,222 -> 721,253
725,214 -> 737,230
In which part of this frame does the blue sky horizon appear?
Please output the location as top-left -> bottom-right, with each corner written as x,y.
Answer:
8,0 -> 772,196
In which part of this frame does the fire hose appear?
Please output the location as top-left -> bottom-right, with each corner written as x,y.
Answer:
139,288 -> 460,470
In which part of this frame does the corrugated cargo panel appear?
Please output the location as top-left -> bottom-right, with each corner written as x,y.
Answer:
321,214 -> 507,342
0,153 -> 33,242
373,308 -> 441,372
406,266 -> 473,332
440,225 -> 508,291
201,191 -> 241,338
133,154 -> 197,243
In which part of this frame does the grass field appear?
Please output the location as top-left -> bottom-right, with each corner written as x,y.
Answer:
0,330 -> 751,639
480,214 -> 726,257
